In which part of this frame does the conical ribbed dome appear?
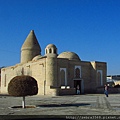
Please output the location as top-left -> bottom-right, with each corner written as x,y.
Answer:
21,30 -> 41,52
21,30 -> 41,63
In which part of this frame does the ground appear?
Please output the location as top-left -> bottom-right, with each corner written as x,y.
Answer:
0,94 -> 120,120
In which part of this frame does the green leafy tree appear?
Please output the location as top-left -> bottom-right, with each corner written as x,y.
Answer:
8,75 -> 38,108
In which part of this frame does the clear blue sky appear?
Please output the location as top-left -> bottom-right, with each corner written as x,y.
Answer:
0,0 -> 120,75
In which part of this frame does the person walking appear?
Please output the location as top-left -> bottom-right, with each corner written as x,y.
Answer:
104,84 -> 108,97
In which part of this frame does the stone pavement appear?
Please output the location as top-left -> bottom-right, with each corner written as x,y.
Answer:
0,94 -> 120,119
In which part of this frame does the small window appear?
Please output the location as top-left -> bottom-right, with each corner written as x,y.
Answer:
97,72 -> 101,86
4,74 -> 6,87
60,70 -> 65,86
97,70 -> 103,86
75,68 -> 80,78
46,49 -> 47,54
49,48 -> 52,53
54,49 -> 56,54
97,72 -> 101,81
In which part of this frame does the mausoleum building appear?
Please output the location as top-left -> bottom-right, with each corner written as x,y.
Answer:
0,30 -> 107,95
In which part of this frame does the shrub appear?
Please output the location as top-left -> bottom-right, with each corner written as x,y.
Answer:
8,75 -> 38,97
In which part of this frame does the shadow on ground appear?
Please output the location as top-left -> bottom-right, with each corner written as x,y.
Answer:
0,94 -> 10,96
36,103 -> 90,107
1,115 -> 68,120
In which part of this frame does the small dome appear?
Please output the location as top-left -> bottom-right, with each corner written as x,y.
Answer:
45,44 -> 57,55
46,44 -> 57,49
32,55 -> 42,61
58,51 -> 81,61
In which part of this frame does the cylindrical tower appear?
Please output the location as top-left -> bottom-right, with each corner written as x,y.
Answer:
45,44 -> 58,95
21,30 -> 41,63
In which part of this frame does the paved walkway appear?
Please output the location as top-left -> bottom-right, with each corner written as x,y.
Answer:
0,94 -> 120,119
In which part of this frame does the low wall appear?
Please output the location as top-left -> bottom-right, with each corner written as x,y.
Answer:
96,87 -> 120,94
59,88 -> 76,95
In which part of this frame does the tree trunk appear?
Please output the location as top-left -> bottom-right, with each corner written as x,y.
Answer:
22,96 -> 25,108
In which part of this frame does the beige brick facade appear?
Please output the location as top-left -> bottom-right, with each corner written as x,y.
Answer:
0,30 -> 107,96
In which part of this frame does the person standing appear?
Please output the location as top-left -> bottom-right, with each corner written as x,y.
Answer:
104,84 -> 108,97
77,85 -> 80,95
